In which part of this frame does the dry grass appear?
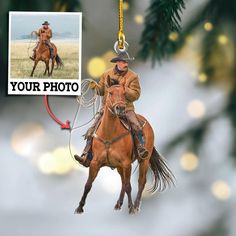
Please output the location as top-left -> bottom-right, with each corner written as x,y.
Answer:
10,40 -> 80,79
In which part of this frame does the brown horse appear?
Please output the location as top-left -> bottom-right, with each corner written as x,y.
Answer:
30,38 -> 63,77
75,77 -> 175,214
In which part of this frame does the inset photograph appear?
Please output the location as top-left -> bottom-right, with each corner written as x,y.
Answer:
8,11 -> 82,95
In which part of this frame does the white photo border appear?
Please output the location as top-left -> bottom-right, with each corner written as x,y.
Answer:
8,11 -> 82,96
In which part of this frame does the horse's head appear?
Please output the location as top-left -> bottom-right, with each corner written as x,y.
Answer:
106,75 -> 126,117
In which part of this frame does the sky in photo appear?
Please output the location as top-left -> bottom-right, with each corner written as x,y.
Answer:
10,12 -> 81,40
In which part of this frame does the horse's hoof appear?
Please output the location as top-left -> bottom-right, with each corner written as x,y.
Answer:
134,206 -> 140,213
114,203 -> 122,211
134,202 -> 141,213
129,206 -> 136,215
74,206 -> 84,214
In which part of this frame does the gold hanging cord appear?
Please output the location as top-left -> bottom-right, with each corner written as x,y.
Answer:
117,0 -> 126,49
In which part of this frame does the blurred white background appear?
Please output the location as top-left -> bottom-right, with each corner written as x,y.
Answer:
0,0 -> 235,236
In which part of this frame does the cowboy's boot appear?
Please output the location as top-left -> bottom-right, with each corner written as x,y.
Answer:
74,139 -> 92,167
74,111 -> 103,167
134,130 -> 149,160
49,47 -> 54,59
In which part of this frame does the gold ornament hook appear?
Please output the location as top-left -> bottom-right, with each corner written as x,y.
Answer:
117,31 -> 125,49
118,0 -> 125,49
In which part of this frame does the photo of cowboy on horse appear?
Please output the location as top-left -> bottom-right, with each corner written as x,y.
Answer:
30,20 -> 63,77
9,12 -> 81,80
30,21 -> 54,61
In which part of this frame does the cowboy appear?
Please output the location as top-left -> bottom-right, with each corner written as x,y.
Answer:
30,21 -> 54,61
74,52 -> 149,167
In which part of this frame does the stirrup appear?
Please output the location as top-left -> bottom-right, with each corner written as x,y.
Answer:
137,146 -> 149,160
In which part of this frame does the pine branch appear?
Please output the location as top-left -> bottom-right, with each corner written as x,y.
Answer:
163,111 -> 222,156
200,26 -> 220,83
226,64 -> 236,161
54,0 -> 81,11
138,0 -> 185,64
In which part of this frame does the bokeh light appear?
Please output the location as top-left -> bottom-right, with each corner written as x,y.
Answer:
187,100 -> 206,119
180,152 -> 199,171
37,146 -> 79,175
211,180 -> 232,201
87,57 -> 106,78
169,32 -> 179,41
185,35 -> 193,43
38,152 -> 55,175
11,123 -> 45,157
204,22 -> 213,31
217,34 -> 228,45
123,2 -> 129,11
198,73 -> 208,82
134,15 -> 144,25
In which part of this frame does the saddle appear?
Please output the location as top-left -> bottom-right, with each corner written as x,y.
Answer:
36,40 -> 54,54
120,115 -> 146,131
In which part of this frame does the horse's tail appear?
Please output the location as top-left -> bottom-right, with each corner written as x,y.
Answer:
148,147 -> 176,193
55,54 -> 64,68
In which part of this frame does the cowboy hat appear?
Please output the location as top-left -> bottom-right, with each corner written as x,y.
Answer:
110,52 -> 134,63
42,21 -> 50,25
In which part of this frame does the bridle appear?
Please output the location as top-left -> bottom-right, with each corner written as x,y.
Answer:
106,85 -> 126,116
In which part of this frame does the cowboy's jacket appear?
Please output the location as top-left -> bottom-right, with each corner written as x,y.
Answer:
36,27 -> 52,41
97,66 -> 141,111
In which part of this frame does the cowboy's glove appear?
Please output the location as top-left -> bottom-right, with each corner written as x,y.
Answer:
89,81 -> 97,89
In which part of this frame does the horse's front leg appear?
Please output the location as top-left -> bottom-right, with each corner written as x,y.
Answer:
123,165 -> 135,214
134,160 -> 149,212
43,60 -> 50,76
114,167 -> 125,210
30,60 -> 39,77
74,161 -> 100,214
47,60 -> 50,76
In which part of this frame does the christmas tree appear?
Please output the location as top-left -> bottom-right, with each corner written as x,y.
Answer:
140,0 -> 236,162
